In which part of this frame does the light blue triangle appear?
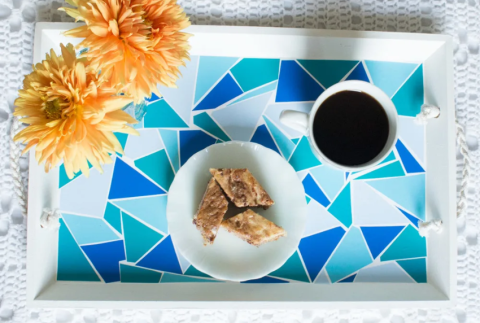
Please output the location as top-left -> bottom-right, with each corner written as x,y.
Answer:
397,258 -> 427,283
231,58 -> 280,92
229,81 -> 277,105
263,116 -> 295,159
134,149 -> 175,191
112,195 -> 168,233
315,269 -> 330,284
269,251 -> 310,282
120,263 -> 162,283
193,112 -> 231,141
159,130 -> 179,172
392,65 -> 424,117
194,56 -> 239,104
289,136 -> 322,171
355,161 -> 405,180
122,212 -> 164,263
297,60 -> 359,88
184,266 -> 212,278
355,262 -> 414,283
325,227 -> 373,283
327,183 -> 352,228
309,166 -> 345,201
367,174 -> 425,220
211,91 -> 271,141
160,272 -> 222,283
57,219 -> 100,282
104,202 -> 122,234
62,213 -> 120,246
365,61 -> 418,98
380,225 -> 426,261
144,99 -> 188,128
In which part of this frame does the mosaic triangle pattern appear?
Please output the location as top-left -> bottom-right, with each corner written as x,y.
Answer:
58,56 -> 427,284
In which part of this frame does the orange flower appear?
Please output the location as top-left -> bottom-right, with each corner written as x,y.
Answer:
61,0 -> 191,103
13,43 -> 138,178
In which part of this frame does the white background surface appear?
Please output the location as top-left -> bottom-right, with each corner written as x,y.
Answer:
0,0 -> 475,322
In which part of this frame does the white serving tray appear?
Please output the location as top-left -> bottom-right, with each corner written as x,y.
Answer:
27,22 -> 455,309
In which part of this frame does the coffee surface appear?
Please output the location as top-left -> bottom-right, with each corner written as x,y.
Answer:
312,90 -> 389,167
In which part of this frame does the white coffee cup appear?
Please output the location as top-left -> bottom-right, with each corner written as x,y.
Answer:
279,80 -> 398,172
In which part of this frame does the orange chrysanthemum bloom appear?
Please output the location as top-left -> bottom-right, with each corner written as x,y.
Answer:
14,43 -> 138,178
61,0 -> 191,103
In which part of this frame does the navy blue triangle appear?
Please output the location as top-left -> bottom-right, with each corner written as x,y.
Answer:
242,276 -> 289,284
302,173 -> 330,207
250,124 -> 280,154
276,60 -> 324,102
338,273 -> 356,283
346,62 -> 370,82
137,235 -> 182,274
179,130 -> 217,165
299,226 -> 345,281
360,226 -> 405,259
397,207 -> 420,228
108,158 -> 165,199
395,139 -> 424,173
81,240 -> 125,283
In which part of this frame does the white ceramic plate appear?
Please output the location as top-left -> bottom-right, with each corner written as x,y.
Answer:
167,141 -> 307,282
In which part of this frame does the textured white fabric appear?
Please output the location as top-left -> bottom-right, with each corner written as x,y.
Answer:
0,0 -> 477,322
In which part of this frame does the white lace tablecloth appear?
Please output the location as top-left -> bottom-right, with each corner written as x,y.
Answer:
0,0 -> 476,322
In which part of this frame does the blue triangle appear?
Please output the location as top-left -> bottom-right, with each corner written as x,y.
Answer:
194,56 -> 239,104
298,226 -> 346,281
395,139 -> 424,173
397,258 -> 427,283
144,99 -> 188,128
360,226 -> 405,259
242,276 -> 289,284
250,124 -> 280,154
108,158 -> 166,199
397,207 -> 420,228
193,112 -> 231,141
179,130 -> 217,165
338,273 -> 356,283
82,240 -> 125,283
145,92 -> 160,103
302,173 -> 330,207
297,60 -> 358,88
276,60 -> 324,102
346,62 -> 370,82
194,73 -> 243,111
365,61 -> 418,98
392,65 -> 424,117
104,202 -> 122,234
289,136 -> 322,171
120,263 -> 162,283
137,235 -> 182,274
57,219 -> 100,282
328,183 -> 352,228
263,116 -> 295,159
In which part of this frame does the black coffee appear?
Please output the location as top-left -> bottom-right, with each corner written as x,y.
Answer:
312,90 -> 389,167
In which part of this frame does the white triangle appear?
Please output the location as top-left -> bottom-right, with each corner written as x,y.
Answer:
352,181 -> 410,226
303,199 -> 343,237
355,262 -> 414,283
398,116 -> 425,165
314,269 -> 330,284
124,129 -> 164,160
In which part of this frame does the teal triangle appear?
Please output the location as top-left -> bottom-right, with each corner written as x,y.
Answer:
112,195 -> 168,233
380,225 -> 426,261
134,149 -> 175,191
269,251 -> 310,282
215,139 -> 223,143
288,136 -> 322,171
380,150 -> 396,165
159,130 -> 179,172
59,161 -> 93,188
194,56 -> 239,104
114,132 -> 128,151
392,65 -> 424,117
367,174 -> 425,220
144,99 -> 188,128
122,212 -> 164,263
297,60 -> 359,88
306,196 -> 311,204
160,272 -> 221,283
397,258 -> 427,283
263,116 -> 295,159
355,161 -> 405,180
57,219 -> 100,282
184,265 -> 212,278
229,81 -> 277,105
231,58 -> 280,92
364,61 -> 418,98
193,112 -> 230,141
120,263 -> 162,283
104,202 -> 122,234
291,138 -> 299,144
327,183 -> 352,227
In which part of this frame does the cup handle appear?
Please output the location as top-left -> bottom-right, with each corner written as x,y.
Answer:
279,110 -> 309,134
